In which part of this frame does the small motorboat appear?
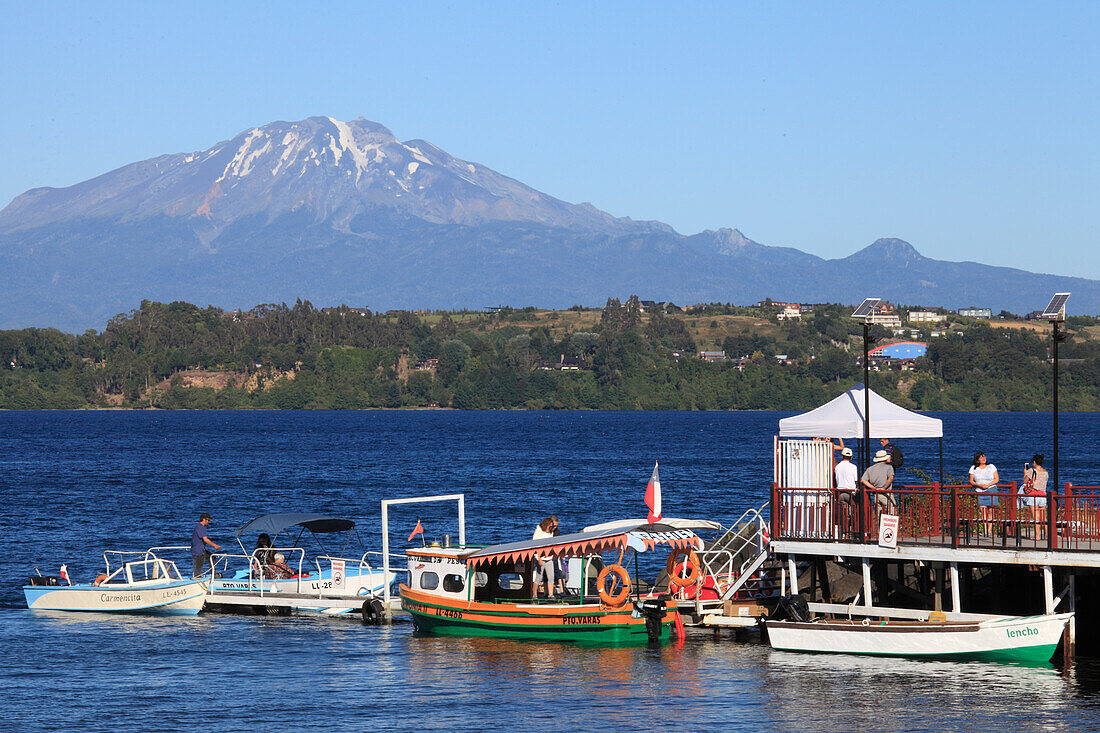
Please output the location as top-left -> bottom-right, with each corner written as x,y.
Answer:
400,521 -> 702,644
24,551 -> 207,615
207,512 -> 398,614
766,610 -> 1074,664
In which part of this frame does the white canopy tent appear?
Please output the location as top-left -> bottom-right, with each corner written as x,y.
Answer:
778,383 -> 942,438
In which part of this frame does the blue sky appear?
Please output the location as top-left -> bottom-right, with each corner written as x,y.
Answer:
2,2 -> 1097,280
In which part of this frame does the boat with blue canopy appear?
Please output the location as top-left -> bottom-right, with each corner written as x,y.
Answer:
206,512 -> 398,615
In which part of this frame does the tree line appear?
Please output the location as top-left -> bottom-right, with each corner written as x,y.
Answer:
1,298 -> 1097,411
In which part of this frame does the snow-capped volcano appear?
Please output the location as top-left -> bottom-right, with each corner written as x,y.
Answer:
1,115 -> 1098,331
0,116 -> 622,233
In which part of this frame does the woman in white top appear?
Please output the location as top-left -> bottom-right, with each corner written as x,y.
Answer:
532,516 -> 558,599
969,452 -> 999,534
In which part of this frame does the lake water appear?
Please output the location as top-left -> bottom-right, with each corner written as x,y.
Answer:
3,410 -> 1100,730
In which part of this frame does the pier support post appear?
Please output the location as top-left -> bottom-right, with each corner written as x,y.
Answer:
1043,566 -> 1054,614
1064,574 -> 1076,665
934,563 -> 944,612
862,558 -> 873,608
949,562 -> 961,612
788,557 -> 799,595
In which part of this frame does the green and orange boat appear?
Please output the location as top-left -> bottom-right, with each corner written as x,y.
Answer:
399,522 -> 703,644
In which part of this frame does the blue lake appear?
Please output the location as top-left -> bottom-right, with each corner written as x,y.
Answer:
3,410 -> 1100,730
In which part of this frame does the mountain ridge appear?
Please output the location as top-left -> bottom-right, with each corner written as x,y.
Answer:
1,116 -> 1098,332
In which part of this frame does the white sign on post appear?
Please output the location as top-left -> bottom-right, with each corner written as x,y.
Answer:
331,559 -> 345,590
878,514 -> 899,549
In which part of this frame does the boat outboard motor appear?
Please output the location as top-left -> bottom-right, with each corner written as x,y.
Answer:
28,576 -> 60,586
362,598 -> 385,625
634,595 -> 669,642
771,594 -> 810,622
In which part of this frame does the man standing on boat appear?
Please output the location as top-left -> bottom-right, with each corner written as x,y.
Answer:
191,512 -> 221,578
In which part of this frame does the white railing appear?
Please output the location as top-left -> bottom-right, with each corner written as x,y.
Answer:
208,546 -> 308,596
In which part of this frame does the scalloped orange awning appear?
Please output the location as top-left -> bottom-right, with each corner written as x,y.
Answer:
467,528 -> 701,569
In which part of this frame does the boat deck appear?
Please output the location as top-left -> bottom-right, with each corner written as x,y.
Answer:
205,590 -> 403,614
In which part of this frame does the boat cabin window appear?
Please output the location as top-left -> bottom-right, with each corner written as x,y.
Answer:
473,572 -> 488,588
497,573 -> 523,591
443,574 -> 464,592
420,572 -> 439,591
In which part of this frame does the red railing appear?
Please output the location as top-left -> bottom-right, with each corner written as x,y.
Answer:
770,481 -> 1100,551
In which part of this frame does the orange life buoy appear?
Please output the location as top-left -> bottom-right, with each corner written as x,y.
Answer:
596,564 -> 631,606
666,549 -> 700,587
93,574 -> 107,586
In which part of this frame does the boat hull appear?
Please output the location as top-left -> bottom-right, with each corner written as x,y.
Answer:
766,613 -> 1073,663
400,586 -> 673,644
208,567 -> 393,613
23,580 -> 208,615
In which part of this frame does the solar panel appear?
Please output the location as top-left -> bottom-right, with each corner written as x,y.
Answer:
1041,293 -> 1070,320
852,298 -> 881,319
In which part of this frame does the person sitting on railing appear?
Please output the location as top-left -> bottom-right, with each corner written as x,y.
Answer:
1021,454 -> 1049,529
860,450 -> 896,514
969,451 -> 999,535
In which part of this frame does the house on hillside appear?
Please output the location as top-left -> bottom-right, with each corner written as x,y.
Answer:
538,355 -> 587,371
908,310 -> 946,323
776,305 -> 802,321
959,307 -> 992,319
854,302 -> 903,328
699,351 -> 728,362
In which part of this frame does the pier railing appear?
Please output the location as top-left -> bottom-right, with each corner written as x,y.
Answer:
770,482 -> 1100,552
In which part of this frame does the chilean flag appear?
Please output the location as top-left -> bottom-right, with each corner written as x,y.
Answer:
645,461 -> 662,523
60,564 -> 70,585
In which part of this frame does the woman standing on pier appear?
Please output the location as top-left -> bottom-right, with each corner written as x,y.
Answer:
1022,454 -> 1049,528
969,452 -> 999,534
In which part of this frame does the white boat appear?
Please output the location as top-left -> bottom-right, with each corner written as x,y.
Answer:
24,551 -> 207,615
207,513 -> 399,614
766,612 -> 1073,664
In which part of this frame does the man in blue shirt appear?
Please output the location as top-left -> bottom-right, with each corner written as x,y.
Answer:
191,512 -> 221,577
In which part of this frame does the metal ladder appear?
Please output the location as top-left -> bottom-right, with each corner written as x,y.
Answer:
693,501 -> 775,601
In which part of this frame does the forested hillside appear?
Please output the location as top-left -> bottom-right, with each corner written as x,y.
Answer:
1,298 -> 1098,411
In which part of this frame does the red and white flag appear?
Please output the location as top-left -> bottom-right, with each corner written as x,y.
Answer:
60,564 -> 70,585
408,519 -> 425,542
645,461 -> 662,523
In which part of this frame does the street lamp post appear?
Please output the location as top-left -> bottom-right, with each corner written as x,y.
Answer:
863,322 -> 872,470
1053,318 -> 1066,491
852,298 -> 881,472
1041,294 -> 1070,497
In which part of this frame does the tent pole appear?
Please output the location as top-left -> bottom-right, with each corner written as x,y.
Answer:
939,437 -> 944,487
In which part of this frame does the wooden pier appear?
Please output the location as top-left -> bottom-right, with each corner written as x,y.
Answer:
766,482 -> 1100,660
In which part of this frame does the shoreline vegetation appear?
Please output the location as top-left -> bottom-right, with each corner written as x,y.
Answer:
2,297 -> 1099,412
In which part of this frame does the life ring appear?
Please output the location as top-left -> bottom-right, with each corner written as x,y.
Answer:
597,565 -> 631,606
93,574 -> 107,586
666,549 -> 700,587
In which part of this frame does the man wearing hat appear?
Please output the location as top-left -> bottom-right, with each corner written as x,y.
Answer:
190,512 -> 221,578
834,447 -> 859,536
860,450 -> 897,513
